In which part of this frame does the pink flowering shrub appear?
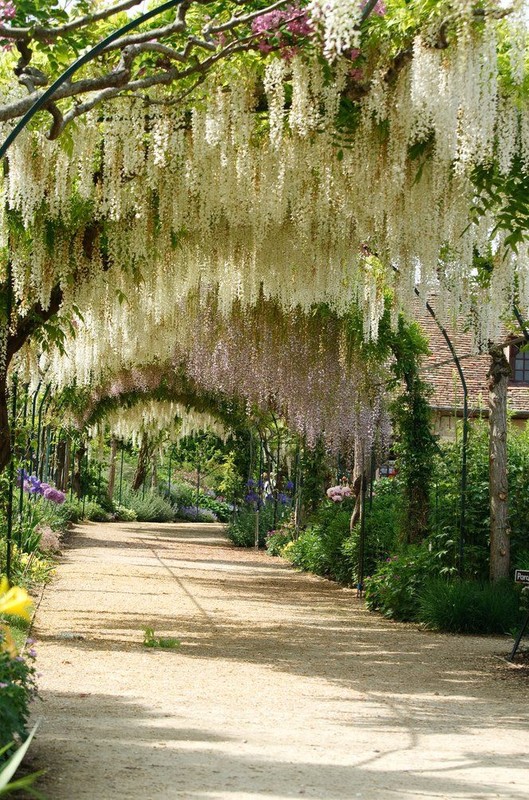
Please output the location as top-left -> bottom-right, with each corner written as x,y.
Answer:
326,484 -> 353,503
251,3 -> 313,60
37,527 -> 61,554
0,1 -> 16,21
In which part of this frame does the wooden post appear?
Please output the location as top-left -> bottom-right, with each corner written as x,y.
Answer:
107,437 -> 118,499
488,344 -> 511,582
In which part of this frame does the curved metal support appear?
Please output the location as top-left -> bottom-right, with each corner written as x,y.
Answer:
0,0 -> 380,161
5,374 -> 17,580
34,383 -> 51,479
513,304 -> 529,343
0,0 -> 184,160
419,291 -> 469,577
392,267 -> 468,575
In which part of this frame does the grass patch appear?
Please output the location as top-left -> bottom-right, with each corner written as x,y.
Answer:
142,627 -> 180,649
418,578 -> 523,634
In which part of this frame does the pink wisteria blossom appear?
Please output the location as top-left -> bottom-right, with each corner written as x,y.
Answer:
0,0 -> 16,21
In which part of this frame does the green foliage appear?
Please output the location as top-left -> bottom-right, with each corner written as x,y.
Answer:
298,438 -> 331,517
176,506 -> 218,523
364,546 -> 435,621
142,627 -> 180,650
277,481 -> 401,586
471,157 -> 529,255
81,500 -> 112,522
418,578 -> 523,635
55,497 -> 112,523
193,493 -> 231,522
216,452 -> 243,504
56,499 -> 83,524
113,505 -> 137,523
164,481 -> 195,509
431,420 -> 529,580
284,503 -> 353,581
283,527 -> 335,576
0,644 -> 37,759
165,480 -> 232,521
0,541 -> 54,590
78,462 -> 113,512
389,315 -> 436,543
343,480 -> 402,579
170,432 -> 223,475
265,527 -> 295,557
0,723 -> 44,799
120,490 -> 174,523
226,503 -> 279,548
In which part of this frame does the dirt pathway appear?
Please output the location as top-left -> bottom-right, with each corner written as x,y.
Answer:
27,521 -> 528,799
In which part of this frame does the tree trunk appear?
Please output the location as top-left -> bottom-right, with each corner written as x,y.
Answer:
488,345 -> 511,582
0,281 -> 64,475
107,438 -> 118,499
55,438 -> 67,490
151,451 -> 158,491
349,436 -> 365,533
72,443 -> 87,499
132,433 -> 151,492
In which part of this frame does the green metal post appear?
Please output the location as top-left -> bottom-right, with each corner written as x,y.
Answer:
167,448 -> 173,496
69,437 -> 76,500
29,382 -> 41,474
118,445 -> 125,505
35,384 -> 50,480
357,474 -> 367,597
6,375 -> 18,581
17,383 -> 29,546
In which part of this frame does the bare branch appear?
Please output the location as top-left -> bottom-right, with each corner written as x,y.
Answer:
126,38 -> 216,64
204,0 -> 290,35
0,66 -> 131,122
49,33 -> 261,137
45,101 -> 64,140
0,0 -> 146,42
101,0 -> 191,52
0,17 -> 260,126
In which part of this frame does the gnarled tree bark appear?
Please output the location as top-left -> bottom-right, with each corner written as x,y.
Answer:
132,432 -> 156,492
488,344 -> 511,582
0,282 -> 63,473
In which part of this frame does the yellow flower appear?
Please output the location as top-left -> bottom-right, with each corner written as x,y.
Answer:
0,577 -> 33,621
0,623 -> 18,657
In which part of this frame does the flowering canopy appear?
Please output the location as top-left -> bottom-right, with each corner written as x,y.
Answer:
1,0 -> 529,458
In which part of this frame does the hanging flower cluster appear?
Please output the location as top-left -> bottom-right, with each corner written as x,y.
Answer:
308,0 -> 385,59
39,289 -> 391,456
3,13 -> 528,365
95,400 -> 226,446
17,469 -> 66,504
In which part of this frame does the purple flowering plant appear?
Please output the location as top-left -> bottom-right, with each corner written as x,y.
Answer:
17,469 -> 65,505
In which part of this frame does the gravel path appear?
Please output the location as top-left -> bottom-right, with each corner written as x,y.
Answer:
26,521 -> 529,799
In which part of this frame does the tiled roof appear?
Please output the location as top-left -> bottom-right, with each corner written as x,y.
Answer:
413,299 -> 529,417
